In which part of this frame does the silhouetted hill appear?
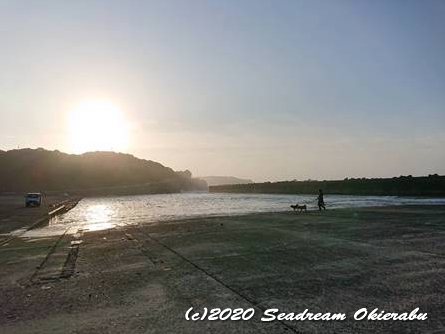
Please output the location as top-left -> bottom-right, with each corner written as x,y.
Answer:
198,176 -> 253,186
210,175 -> 445,196
0,148 -> 207,195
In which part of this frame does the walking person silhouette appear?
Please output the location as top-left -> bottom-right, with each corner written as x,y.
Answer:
317,189 -> 326,210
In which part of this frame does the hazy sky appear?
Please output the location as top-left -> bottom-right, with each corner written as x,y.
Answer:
1,0 -> 444,181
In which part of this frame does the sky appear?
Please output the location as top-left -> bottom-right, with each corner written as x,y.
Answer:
1,0 -> 444,182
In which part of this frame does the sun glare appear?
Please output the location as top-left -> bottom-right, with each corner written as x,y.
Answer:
67,100 -> 129,153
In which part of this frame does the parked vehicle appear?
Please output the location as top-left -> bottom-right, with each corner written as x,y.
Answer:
25,193 -> 42,207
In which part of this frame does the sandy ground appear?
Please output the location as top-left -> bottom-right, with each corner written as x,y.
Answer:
1,200 -> 445,333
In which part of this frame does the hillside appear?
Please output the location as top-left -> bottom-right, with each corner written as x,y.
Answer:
198,176 -> 253,186
0,148 -> 207,195
210,175 -> 445,197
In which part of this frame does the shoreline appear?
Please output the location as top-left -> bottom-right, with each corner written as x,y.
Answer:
11,201 -> 445,239
8,201 -> 443,246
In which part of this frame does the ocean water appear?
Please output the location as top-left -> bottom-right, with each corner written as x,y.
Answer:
23,192 -> 445,237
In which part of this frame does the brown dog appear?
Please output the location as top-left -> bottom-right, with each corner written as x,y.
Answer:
290,204 -> 307,212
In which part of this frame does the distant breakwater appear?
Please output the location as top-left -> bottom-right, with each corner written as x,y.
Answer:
209,175 -> 445,197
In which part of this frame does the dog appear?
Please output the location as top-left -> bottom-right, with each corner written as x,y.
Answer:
290,204 -> 307,212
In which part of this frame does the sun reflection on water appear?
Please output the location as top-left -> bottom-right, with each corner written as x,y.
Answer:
83,204 -> 115,232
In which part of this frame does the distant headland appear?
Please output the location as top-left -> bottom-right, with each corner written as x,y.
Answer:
197,176 -> 253,187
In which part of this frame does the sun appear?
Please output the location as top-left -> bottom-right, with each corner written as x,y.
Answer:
67,99 -> 129,153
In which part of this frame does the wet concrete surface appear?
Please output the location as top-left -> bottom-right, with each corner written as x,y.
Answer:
0,195 -> 78,243
1,205 -> 445,333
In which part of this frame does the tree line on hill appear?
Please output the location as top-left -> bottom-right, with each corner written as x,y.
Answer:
209,175 -> 445,196
0,148 -> 207,195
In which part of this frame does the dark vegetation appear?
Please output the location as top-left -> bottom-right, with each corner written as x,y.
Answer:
210,175 -> 445,196
0,148 -> 207,196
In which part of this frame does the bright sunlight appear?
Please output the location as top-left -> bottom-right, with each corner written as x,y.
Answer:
67,99 -> 129,153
